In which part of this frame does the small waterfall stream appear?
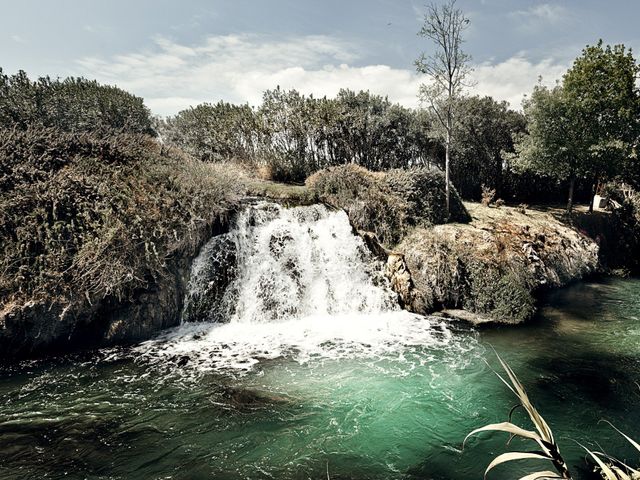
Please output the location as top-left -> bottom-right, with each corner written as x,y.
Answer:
138,202 -> 452,372
183,202 -> 397,324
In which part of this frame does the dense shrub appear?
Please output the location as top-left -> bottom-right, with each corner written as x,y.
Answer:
384,168 -> 471,225
464,262 -> 536,321
161,102 -> 259,163
306,164 -> 469,246
0,69 -> 154,135
0,127 -> 247,309
601,182 -> 640,273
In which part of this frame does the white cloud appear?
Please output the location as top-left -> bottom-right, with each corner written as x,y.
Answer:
510,3 -> 568,30
75,34 -> 567,116
11,35 -> 25,44
472,56 -> 568,107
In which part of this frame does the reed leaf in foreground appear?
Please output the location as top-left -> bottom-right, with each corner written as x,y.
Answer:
580,421 -> 640,480
467,354 -> 640,480
464,353 -> 571,479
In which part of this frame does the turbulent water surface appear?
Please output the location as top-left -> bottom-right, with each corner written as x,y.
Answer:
1,203 -> 640,480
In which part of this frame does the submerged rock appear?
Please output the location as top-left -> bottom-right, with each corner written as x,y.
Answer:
433,309 -> 506,326
222,387 -> 290,408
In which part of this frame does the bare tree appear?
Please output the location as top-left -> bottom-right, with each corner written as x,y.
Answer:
416,0 -> 472,215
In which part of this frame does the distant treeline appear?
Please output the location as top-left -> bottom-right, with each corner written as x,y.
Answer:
159,88 -> 541,201
0,66 -> 627,205
160,88 -> 438,181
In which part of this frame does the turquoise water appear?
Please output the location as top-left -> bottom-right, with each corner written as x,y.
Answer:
1,277 -> 640,480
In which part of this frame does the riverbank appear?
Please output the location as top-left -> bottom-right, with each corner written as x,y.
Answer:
304,166 -> 604,324
0,129 -> 248,358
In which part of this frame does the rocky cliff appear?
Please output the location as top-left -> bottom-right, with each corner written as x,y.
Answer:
380,203 -> 600,324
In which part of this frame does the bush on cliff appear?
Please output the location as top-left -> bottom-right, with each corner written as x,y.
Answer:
306,164 -> 470,246
0,127 -> 247,314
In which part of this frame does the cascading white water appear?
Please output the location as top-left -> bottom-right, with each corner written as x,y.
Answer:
216,202 -> 396,322
137,202 -> 455,372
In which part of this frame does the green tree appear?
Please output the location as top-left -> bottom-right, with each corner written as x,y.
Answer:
0,69 -> 154,135
517,42 -> 640,212
516,84 -> 583,211
563,41 -> 640,210
163,102 -> 258,162
450,96 -> 526,199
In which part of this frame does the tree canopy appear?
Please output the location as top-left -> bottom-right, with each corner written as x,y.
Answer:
0,69 -> 154,135
515,41 -> 640,211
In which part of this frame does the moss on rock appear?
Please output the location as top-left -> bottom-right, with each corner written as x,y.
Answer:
395,203 -> 599,324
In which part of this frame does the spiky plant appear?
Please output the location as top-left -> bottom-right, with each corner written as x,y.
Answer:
580,421 -> 640,480
464,353 -> 571,479
467,355 -> 640,480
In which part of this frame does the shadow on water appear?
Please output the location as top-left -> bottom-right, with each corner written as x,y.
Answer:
531,348 -> 640,406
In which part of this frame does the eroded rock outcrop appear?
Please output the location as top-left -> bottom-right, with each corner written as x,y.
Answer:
361,204 -> 600,325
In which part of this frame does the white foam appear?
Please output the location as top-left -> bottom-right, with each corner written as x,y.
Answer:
135,311 -> 456,373
138,202 -> 466,374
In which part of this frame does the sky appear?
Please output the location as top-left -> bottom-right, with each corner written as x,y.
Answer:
2,0 -> 639,116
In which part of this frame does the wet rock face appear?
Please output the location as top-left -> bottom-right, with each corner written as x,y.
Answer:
0,256 -> 190,358
385,254 -> 419,312
182,235 -> 238,323
0,218 -> 231,360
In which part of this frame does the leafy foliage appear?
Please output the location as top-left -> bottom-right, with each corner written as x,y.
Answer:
466,353 -> 571,479
451,96 -> 526,199
160,88 -> 440,183
515,41 -> 640,211
0,127 -> 246,309
0,69 -> 154,134
306,164 -> 469,246
602,182 -> 640,273
162,101 -> 259,163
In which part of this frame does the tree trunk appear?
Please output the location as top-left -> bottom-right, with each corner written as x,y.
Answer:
445,130 -> 451,216
567,176 -> 576,213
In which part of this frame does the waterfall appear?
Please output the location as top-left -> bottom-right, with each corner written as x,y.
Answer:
137,202 -> 452,373
182,202 -> 398,324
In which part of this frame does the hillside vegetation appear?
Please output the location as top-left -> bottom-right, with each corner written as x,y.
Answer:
307,164 -> 470,246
